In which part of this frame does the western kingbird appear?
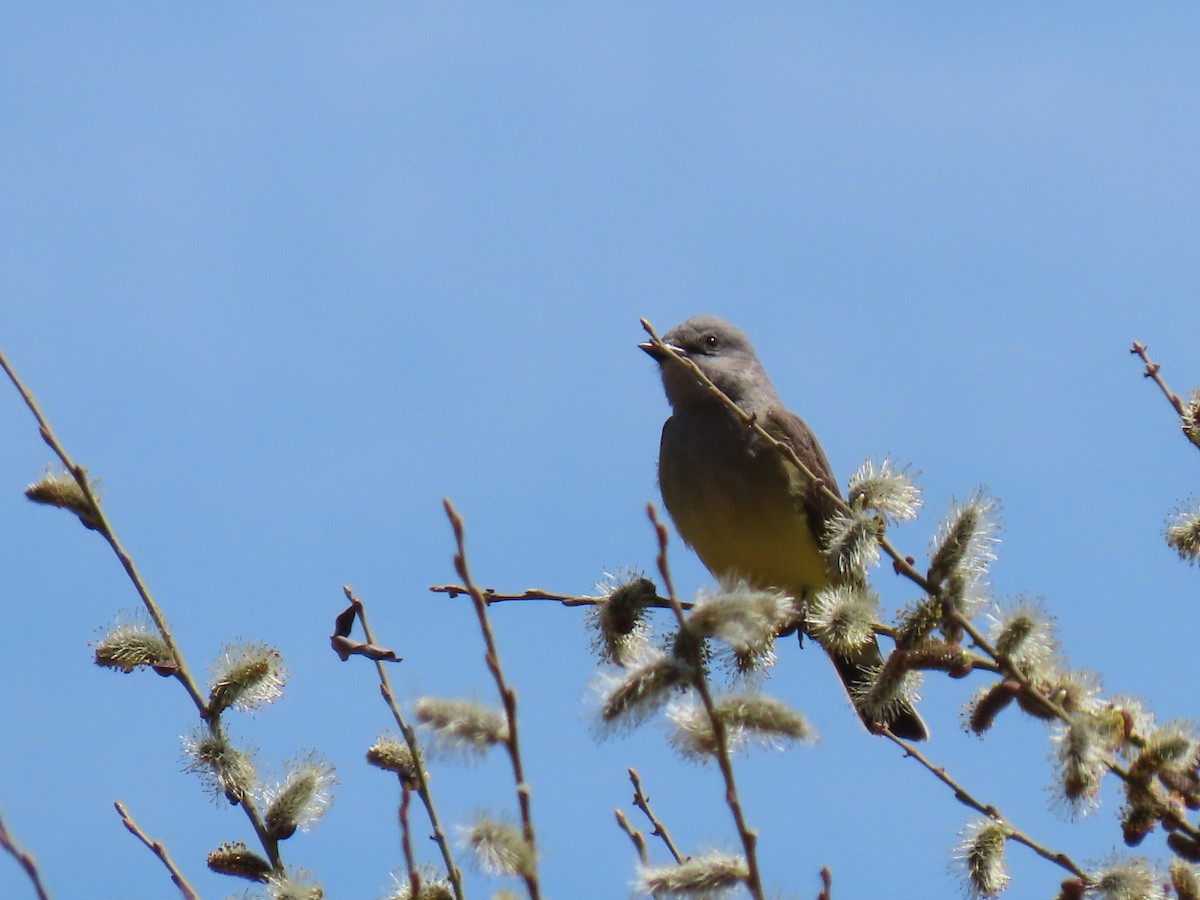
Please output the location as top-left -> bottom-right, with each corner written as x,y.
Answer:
642,315 -> 927,741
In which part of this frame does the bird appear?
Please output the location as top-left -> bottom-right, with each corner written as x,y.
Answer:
641,314 -> 928,741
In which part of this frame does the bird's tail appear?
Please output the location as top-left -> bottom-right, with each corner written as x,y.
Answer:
824,638 -> 929,742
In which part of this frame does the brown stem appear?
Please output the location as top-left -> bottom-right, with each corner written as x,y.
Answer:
429,583 -> 689,610
114,801 -> 199,900
343,586 -> 464,899
443,499 -> 542,900
1130,341 -> 1187,417
648,504 -> 766,900
614,808 -> 651,867
0,350 -> 281,869
881,730 -> 1088,881
0,805 -> 51,900
398,786 -> 422,899
627,768 -> 684,865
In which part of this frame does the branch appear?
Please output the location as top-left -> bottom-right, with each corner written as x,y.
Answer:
950,608 -> 1200,848
627,768 -> 683,865
114,801 -> 199,900
443,499 -> 542,900
430,583 -> 689,610
881,729 -> 1088,882
398,786 -> 422,900
340,587 -> 464,900
1130,340 -> 1200,453
817,867 -> 832,900
0,805 -> 50,900
614,808 -> 650,867
648,503 -> 765,900
0,350 -> 283,870
0,350 -> 207,713
1130,341 -> 1187,417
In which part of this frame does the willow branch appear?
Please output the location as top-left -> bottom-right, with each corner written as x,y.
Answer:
443,499 -> 542,900
342,587 -> 463,900
1130,341 -> 1187,417
881,729 -> 1088,881
949,607 -> 1200,847
614,808 -> 651,867
627,767 -> 683,865
1130,341 -> 1200,454
398,786 -> 422,900
430,583 -> 689,610
0,350 -> 207,713
114,801 -> 199,900
649,503 -> 765,900
0,350 -> 283,870
0,805 -> 50,900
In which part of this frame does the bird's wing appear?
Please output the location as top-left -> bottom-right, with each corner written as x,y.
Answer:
757,406 -> 843,530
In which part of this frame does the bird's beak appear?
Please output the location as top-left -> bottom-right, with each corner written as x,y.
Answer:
639,339 -> 684,362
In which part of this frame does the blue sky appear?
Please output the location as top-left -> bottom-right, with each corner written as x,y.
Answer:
3,5 -> 1200,898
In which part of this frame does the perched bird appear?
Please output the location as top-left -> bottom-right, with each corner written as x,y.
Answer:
642,315 -> 927,741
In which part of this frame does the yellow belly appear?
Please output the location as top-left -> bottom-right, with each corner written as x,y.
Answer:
681,497 -> 829,598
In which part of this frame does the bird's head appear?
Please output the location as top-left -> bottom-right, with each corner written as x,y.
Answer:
641,315 -> 776,410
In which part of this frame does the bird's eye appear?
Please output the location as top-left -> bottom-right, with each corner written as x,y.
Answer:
702,333 -> 720,352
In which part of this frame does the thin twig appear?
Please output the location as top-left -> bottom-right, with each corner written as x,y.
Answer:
430,584 -> 690,610
616,806 -> 668,900
399,786 -> 422,900
443,499 -> 542,900
0,805 -> 51,900
114,801 -> 199,900
648,503 -> 766,900
627,768 -> 683,864
614,808 -> 650,866
880,729 -> 1088,882
817,866 -> 832,900
1131,341 -> 1200,454
342,588 -> 464,900
1130,341 -> 1187,417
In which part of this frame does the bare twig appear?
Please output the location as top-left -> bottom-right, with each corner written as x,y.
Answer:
627,768 -> 683,865
398,786 -> 422,900
817,866 -> 831,900
1131,341 -> 1200,454
341,588 -> 463,899
880,729 -> 1088,882
614,808 -> 650,866
0,805 -> 51,900
430,583 -> 689,610
114,801 -> 199,900
1130,341 -> 1187,417
648,503 -> 765,900
616,805 -> 668,900
443,499 -> 542,900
